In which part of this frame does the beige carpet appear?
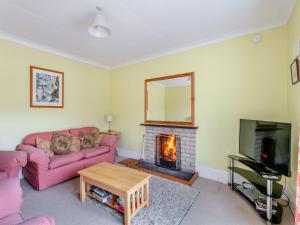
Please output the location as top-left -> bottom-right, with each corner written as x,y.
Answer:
20,175 -> 294,225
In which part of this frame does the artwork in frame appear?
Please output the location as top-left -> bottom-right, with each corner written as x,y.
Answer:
290,58 -> 300,85
30,66 -> 64,108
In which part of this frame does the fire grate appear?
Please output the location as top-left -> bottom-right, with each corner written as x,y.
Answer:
155,134 -> 181,171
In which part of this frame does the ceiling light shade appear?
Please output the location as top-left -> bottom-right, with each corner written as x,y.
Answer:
88,7 -> 111,38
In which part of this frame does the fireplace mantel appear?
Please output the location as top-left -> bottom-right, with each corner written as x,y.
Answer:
140,123 -> 198,129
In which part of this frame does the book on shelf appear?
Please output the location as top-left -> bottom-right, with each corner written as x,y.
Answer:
113,202 -> 124,212
89,186 -> 113,203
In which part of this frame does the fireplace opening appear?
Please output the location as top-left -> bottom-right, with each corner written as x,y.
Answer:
156,134 -> 181,171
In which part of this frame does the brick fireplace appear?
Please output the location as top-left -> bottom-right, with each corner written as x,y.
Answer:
143,124 -> 197,173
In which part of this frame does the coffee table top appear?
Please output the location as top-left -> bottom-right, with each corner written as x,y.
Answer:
78,162 -> 151,193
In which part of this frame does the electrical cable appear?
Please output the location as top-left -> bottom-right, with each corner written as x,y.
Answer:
274,176 -> 290,208
139,134 -> 145,160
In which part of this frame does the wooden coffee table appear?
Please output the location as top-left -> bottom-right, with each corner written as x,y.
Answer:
78,162 -> 151,225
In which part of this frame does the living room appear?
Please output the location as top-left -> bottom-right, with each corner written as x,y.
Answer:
0,1 -> 299,225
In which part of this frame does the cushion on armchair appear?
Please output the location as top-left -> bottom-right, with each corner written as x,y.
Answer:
17,216 -> 55,225
0,213 -> 23,225
0,178 -> 22,219
0,151 -> 27,178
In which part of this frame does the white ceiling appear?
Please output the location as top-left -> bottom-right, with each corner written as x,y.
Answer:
0,0 -> 296,68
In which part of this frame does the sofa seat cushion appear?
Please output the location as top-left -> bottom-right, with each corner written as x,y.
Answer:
0,213 -> 23,225
49,152 -> 83,169
80,146 -> 110,159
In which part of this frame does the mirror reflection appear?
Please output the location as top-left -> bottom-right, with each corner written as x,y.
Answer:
146,75 -> 192,123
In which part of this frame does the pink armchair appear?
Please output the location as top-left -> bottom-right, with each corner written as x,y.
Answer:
0,178 -> 55,225
0,151 -> 27,180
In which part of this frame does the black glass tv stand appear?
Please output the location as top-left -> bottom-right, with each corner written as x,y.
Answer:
228,155 -> 283,225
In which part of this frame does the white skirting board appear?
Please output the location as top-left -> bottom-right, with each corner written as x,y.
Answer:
117,148 -> 142,160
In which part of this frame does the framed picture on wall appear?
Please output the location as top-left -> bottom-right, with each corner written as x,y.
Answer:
30,66 -> 64,108
290,58 -> 299,85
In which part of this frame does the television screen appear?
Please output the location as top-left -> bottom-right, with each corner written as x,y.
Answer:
239,119 -> 291,177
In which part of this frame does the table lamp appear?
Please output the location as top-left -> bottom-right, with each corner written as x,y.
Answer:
105,114 -> 113,132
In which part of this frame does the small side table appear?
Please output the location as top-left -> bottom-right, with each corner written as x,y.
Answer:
101,130 -> 121,156
103,130 -> 121,136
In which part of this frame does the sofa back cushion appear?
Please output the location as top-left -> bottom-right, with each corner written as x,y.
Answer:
23,130 -> 69,147
23,131 -> 54,146
69,127 -> 99,137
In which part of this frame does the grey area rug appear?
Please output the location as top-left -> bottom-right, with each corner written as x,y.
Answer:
87,176 -> 200,225
21,176 -> 199,225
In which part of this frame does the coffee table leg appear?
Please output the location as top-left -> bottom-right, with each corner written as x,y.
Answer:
80,176 -> 86,202
145,182 -> 149,208
125,194 -> 131,225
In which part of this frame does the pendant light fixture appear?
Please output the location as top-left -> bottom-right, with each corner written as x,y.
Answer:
88,5 -> 111,38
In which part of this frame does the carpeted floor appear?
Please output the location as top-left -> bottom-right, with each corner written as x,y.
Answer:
20,170 -> 294,225
21,176 -> 199,225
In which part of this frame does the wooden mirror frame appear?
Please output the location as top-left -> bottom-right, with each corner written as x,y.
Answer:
144,72 -> 195,126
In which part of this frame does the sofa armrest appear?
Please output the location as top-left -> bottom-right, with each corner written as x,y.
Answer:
16,144 -> 49,165
0,178 -> 22,219
0,151 -> 27,177
100,135 -> 119,154
18,216 -> 55,225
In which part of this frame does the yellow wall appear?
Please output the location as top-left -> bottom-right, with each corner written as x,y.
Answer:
0,39 -> 111,149
165,86 -> 191,121
110,26 -> 289,171
287,0 -> 300,200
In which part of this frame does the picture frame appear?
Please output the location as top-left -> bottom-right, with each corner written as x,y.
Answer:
290,58 -> 300,85
30,66 -> 64,108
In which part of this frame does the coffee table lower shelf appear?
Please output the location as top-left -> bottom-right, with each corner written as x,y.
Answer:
87,192 -> 125,214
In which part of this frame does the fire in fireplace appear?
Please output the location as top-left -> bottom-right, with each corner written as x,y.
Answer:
156,134 -> 181,170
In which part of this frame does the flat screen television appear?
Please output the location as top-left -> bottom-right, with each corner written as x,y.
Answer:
239,119 -> 291,177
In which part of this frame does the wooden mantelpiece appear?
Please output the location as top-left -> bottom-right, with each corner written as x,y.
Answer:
140,123 -> 198,129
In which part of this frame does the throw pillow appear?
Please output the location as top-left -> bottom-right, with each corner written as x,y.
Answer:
51,133 -> 72,155
70,136 -> 82,152
93,131 -> 103,147
36,137 -> 54,157
79,132 -> 97,149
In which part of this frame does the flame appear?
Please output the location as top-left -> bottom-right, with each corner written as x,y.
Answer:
162,135 -> 176,162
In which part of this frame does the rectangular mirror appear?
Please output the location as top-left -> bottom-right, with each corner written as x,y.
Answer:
145,72 -> 194,125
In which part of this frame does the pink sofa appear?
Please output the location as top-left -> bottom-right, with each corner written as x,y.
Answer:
16,127 -> 119,190
0,151 -> 27,180
0,178 -> 55,225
